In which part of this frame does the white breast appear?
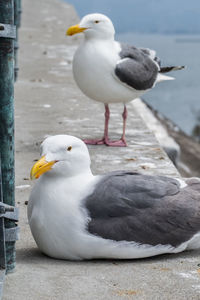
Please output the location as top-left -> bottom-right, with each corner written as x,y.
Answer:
73,40 -> 143,103
28,173 -> 98,259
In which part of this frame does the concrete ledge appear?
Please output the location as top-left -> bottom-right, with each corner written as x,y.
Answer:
3,0 -> 200,299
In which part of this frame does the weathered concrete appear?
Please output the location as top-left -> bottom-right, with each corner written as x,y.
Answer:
3,0 -> 200,299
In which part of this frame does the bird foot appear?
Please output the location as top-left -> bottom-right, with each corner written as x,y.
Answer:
83,138 -> 127,147
83,138 -> 105,145
105,138 -> 127,147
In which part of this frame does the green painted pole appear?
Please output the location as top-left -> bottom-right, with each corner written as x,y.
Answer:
14,0 -> 21,81
0,0 -> 15,272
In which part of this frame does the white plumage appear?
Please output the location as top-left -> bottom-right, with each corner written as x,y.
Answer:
67,13 -> 183,146
29,135 -> 200,260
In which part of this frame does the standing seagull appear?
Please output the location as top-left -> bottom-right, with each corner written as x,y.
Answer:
29,135 -> 200,260
67,13 -> 184,146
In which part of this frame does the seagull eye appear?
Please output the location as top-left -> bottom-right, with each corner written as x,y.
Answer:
67,146 -> 72,151
94,20 -> 100,24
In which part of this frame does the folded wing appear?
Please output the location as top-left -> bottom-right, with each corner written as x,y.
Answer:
85,171 -> 200,247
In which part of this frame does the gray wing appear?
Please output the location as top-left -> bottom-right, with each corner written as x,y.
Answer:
139,47 -> 161,66
115,43 -> 159,90
85,171 -> 200,247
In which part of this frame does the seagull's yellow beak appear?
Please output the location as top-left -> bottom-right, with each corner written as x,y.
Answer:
30,156 -> 57,180
66,24 -> 87,36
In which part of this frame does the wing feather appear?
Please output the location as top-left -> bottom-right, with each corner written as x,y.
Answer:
115,43 -> 159,90
85,171 -> 200,247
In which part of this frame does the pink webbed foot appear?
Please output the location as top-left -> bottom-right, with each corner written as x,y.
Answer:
83,138 -> 105,145
83,138 -> 127,147
104,138 -> 127,147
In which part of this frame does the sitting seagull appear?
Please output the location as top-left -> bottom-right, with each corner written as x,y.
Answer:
66,13 -> 184,147
29,135 -> 200,260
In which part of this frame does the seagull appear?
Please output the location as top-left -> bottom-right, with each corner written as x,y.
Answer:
29,134 -> 200,260
66,13 -> 184,147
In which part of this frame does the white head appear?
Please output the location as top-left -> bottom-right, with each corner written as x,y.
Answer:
30,135 -> 91,179
66,13 -> 115,40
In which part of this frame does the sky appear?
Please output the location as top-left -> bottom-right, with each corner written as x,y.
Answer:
66,0 -> 200,34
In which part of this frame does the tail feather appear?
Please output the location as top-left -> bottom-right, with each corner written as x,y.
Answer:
156,73 -> 174,83
160,66 -> 185,73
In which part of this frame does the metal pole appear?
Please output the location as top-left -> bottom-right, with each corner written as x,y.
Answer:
14,0 -> 21,81
0,0 -> 15,272
0,162 -> 6,271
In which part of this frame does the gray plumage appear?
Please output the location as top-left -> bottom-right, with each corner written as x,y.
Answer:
85,171 -> 200,247
140,47 -> 161,66
115,44 -> 159,90
115,43 -> 184,91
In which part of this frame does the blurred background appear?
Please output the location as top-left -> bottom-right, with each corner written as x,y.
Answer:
65,0 -> 200,141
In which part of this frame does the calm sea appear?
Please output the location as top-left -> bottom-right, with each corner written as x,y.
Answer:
117,33 -> 200,136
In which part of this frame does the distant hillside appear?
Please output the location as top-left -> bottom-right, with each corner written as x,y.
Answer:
66,0 -> 200,34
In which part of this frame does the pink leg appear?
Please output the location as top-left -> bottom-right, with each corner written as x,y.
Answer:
122,105 -> 128,142
103,104 -> 110,144
83,104 -> 110,145
104,105 -> 127,147
83,104 -> 128,147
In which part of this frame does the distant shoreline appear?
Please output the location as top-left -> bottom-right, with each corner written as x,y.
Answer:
175,38 -> 200,43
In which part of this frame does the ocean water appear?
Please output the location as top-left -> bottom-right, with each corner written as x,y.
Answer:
117,33 -> 200,136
